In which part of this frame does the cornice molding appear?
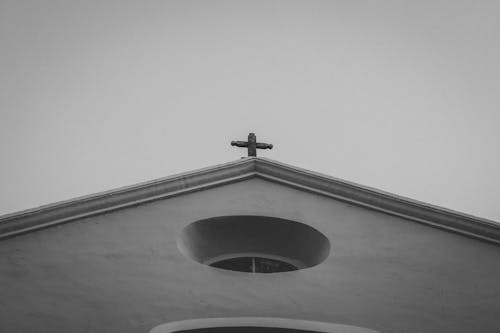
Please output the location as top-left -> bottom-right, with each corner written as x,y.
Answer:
0,158 -> 255,240
1,157 -> 499,244
255,158 -> 500,245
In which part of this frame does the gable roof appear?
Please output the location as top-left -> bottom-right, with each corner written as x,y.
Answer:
1,157 -> 499,244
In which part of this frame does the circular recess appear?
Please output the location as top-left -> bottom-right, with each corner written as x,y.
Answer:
210,256 -> 299,273
177,216 -> 330,273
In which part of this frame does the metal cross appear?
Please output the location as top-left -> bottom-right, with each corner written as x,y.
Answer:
231,133 -> 273,157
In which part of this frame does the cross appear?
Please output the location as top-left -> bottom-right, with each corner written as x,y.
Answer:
231,133 -> 273,157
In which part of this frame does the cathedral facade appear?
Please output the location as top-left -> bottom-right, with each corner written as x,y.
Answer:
1,157 -> 499,333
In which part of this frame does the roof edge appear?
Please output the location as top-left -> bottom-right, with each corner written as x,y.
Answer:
255,158 -> 500,244
0,158 -> 256,240
1,157 -> 499,244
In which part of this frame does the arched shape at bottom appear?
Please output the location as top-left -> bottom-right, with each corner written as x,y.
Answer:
149,318 -> 380,333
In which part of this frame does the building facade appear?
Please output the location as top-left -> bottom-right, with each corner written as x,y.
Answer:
1,158 -> 499,333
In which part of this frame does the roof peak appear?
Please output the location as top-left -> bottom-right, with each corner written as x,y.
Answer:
1,157 -> 499,244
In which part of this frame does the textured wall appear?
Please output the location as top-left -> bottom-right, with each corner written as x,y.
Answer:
1,178 -> 499,333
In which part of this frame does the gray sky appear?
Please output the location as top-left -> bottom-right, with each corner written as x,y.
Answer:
1,1 -> 499,222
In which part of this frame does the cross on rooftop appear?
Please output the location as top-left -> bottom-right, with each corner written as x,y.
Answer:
231,133 -> 273,157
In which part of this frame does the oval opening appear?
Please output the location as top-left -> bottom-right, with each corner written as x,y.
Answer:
210,256 -> 298,273
177,216 -> 330,273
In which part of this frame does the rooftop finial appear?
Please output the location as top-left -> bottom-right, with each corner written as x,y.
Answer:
231,133 -> 273,157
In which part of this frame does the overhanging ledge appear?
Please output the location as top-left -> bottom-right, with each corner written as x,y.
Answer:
0,158 -> 256,239
0,157 -> 499,244
255,158 -> 500,245
149,317 -> 380,333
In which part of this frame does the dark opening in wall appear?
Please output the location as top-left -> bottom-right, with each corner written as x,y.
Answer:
210,256 -> 298,273
178,328 -> 331,333
150,317 -> 380,333
177,215 -> 330,273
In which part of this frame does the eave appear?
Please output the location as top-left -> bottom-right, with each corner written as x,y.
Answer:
1,157 -> 499,244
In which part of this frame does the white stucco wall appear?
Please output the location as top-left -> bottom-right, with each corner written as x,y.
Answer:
1,178 -> 499,333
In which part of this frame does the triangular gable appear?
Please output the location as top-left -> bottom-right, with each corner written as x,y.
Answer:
1,157 -> 499,244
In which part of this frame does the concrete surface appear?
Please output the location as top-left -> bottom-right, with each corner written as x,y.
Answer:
1,178 -> 499,333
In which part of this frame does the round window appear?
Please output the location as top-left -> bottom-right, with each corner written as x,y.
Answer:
210,256 -> 298,273
177,216 -> 330,273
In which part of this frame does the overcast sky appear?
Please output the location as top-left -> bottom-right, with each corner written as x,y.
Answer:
1,1 -> 499,222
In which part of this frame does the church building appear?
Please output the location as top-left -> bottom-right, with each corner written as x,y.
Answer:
1,136 -> 499,333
